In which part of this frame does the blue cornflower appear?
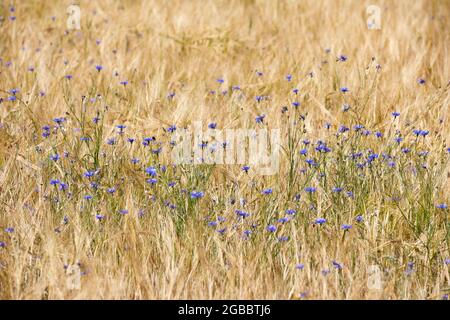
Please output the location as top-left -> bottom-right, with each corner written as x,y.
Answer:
235,210 -> 250,218
50,154 -> 60,161
332,261 -> 343,270
120,80 -> 128,86
305,187 -> 316,193
208,221 -> 218,227
338,54 -> 347,62
119,209 -> 129,215
53,117 -> 66,125
84,170 -> 96,178
145,166 -> 157,176
285,209 -> 297,215
190,191 -> 204,199
338,125 -> 349,133
116,124 -> 126,132
292,101 -> 300,108
314,218 -> 326,225
375,131 -> 383,138
107,187 -> 116,194
299,148 -> 307,156
59,183 -> 68,191
65,74 -> 73,80
355,215 -> 364,223
394,137 -> 403,144
436,203 -> 448,209
167,125 -> 177,133
267,225 -> 277,232
216,78 -> 224,84
168,181 -> 176,187
417,78 -> 426,85
262,188 -> 273,195
107,138 -> 116,145
208,122 -> 217,129
286,74 -> 292,81
340,87 -> 349,93
296,263 -> 305,270
293,88 -> 299,94
96,214 -> 105,221
392,111 -> 400,118
95,65 -> 103,72
50,179 -> 60,186
278,217 -> 290,224
84,195 -> 93,201
255,114 -> 266,123
5,227 -> 14,233
341,224 -> 352,230
146,178 -> 158,185
242,165 -> 250,173
332,187 -> 343,193
0,242 -> 6,248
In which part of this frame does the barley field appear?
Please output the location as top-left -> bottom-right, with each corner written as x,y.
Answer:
0,0 -> 450,300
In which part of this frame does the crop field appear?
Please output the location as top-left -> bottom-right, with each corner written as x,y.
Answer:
0,0 -> 450,300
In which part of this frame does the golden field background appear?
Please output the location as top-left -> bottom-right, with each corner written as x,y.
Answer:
0,0 -> 450,299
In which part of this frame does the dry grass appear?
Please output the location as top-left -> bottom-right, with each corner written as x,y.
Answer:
0,0 -> 450,299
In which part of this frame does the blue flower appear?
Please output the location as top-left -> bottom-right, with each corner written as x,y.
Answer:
292,101 -> 300,108
107,187 -> 116,194
355,215 -> 364,223
296,263 -> 305,270
208,221 -> 218,227
235,210 -> 250,218
119,209 -> 129,215
5,227 -> 14,233
305,187 -> 316,193
314,218 -> 326,225
167,125 -> 177,133
278,217 -> 290,223
145,166 -> 157,176
95,65 -> 103,72
341,224 -> 352,230
392,111 -> 400,118
286,74 -> 292,81
50,179 -> 60,186
50,154 -> 60,161
146,178 -> 158,185
299,149 -> 307,156
241,165 -> 250,173
267,225 -> 277,232
285,209 -> 296,215
332,261 -> 343,270
84,170 -> 96,178
340,87 -> 349,93
338,54 -> 347,62
208,122 -> 217,129
436,203 -> 448,209
417,78 -> 426,85
255,114 -> 266,123
96,214 -> 105,221
190,191 -> 204,199
262,188 -> 273,195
